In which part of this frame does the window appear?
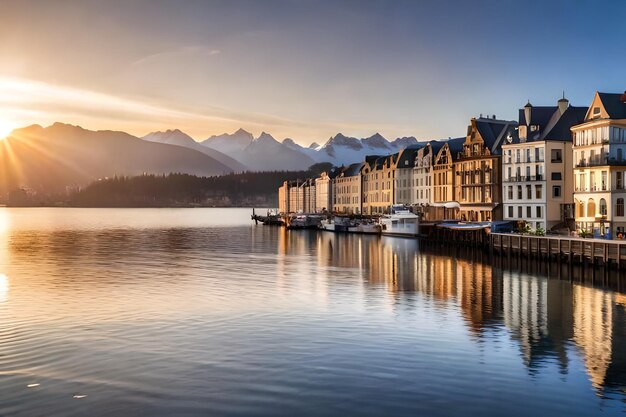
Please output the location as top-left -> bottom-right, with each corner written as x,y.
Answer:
526,206 -> 532,218
602,171 -> 608,191
507,167 -> 511,180
508,206 -> 513,217
535,185 -> 542,199
551,172 -> 562,180
516,149 -> 520,163
526,166 -> 531,179
507,186 -> 513,200
526,185 -> 532,199
517,186 -> 522,199
518,206 -> 522,218
619,148 -> 624,161
536,206 -> 542,218
535,147 -> 540,162
526,148 -> 531,162
617,198 -> 625,217
600,198 -> 607,216
553,186 -> 561,198
618,172 -> 623,190
551,149 -> 562,162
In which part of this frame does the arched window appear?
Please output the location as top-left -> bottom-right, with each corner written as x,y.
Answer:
617,198 -> 624,217
587,199 -> 596,218
577,200 -> 586,218
600,198 -> 607,216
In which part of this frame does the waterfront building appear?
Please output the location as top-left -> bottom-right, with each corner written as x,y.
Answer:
502,97 -> 587,231
431,137 -> 465,220
333,162 -> 363,214
412,141 -> 446,219
454,116 -> 517,222
362,154 -> 398,215
315,167 -> 340,212
572,91 -> 626,238
394,146 -> 421,207
278,178 -> 316,213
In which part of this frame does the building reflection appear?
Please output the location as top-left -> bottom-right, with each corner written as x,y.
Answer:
279,231 -> 626,394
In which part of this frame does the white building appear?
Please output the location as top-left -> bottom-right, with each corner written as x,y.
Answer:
572,91 -> 626,238
314,167 -> 340,212
502,97 -> 587,231
394,147 -> 420,206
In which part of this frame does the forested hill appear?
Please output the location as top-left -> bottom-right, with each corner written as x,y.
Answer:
62,171 -> 311,207
5,164 -> 327,208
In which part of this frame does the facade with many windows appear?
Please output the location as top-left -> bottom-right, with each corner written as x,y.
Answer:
362,154 -> 398,215
431,137 -> 465,220
332,162 -> 363,214
394,147 -> 420,206
573,91 -> 626,238
454,116 -> 517,222
502,98 -> 587,231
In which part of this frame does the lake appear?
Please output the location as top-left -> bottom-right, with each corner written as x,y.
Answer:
0,207 -> 624,416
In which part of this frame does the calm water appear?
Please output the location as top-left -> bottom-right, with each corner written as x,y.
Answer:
0,208 -> 624,416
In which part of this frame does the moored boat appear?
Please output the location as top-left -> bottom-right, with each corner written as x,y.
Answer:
285,214 -> 324,229
379,205 -> 419,237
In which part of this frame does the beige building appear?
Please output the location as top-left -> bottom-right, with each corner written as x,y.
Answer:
432,137 -> 465,219
412,141 -> 447,219
502,98 -> 587,231
362,154 -> 398,215
315,168 -> 340,212
333,162 -> 363,214
454,116 -> 517,222
573,91 -> 626,238
278,179 -> 316,214
394,147 -> 420,206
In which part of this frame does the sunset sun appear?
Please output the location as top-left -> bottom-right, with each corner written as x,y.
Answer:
0,119 -> 16,140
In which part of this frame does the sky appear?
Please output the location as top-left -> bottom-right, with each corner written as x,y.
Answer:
0,0 -> 625,145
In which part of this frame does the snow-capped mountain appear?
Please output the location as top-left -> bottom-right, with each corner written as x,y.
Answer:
316,133 -> 419,166
142,129 -> 247,172
201,128 -> 254,155
282,138 -> 326,163
238,132 -> 316,171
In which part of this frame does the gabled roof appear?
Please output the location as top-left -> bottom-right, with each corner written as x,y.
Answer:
447,137 -> 465,155
598,92 -> 626,119
342,162 -> 364,177
473,118 -> 517,154
396,147 -> 419,168
518,106 -> 556,127
542,106 -> 587,141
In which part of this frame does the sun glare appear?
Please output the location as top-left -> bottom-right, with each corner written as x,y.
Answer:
0,118 -> 16,140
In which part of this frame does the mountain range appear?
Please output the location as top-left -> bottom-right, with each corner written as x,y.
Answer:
0,122 -> 430,194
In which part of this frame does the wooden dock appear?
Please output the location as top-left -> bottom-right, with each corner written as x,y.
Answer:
490,233 -> 626,269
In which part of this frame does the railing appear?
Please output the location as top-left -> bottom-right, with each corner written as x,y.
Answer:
504,175 -> 544,182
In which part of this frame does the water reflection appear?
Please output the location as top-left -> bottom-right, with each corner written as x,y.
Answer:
291,230 -> 626,396
0,208 -> 624,416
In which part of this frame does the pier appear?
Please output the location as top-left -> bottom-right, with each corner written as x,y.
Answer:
490,233 -> 626,269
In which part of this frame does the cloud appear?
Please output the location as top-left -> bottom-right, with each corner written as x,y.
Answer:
131,46 -> 221,67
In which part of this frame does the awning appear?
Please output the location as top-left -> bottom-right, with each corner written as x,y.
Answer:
430,201 -> 461,209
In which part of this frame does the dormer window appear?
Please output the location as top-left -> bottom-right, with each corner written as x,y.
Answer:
593,107 -> 601,118
530,125 -> 538,132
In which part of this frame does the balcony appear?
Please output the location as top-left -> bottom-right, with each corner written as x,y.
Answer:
576,157 -> 626,168
504,175 -> 544,182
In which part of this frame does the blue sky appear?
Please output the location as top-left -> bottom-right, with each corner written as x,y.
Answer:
0,0 -> 624,143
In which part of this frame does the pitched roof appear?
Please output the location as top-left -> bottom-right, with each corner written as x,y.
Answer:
342,162 -> 364,177
396,147 -> 418,168
598,92 -> 626,119
542,106 -> 587,141
518,106 -> 556,127
473,118 -> 517,154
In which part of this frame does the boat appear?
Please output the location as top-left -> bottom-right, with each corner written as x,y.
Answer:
379,205 -> 419,237
251,209 -> 283,226
285,214 -> 324,229
320,216 -> 353,232
348,218 -> 382,234
320,216 -> 382,234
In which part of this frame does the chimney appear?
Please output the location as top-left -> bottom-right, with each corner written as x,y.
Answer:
524,100 -> 532,125
558,91 -> 569,115
492,114 -> 496,120
620,91 -> 626,103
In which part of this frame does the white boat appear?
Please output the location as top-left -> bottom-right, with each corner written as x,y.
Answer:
286,214 -> 324,229
379,205 -> 419,237
348,219 -> 382,235
321,216 -> 382,234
